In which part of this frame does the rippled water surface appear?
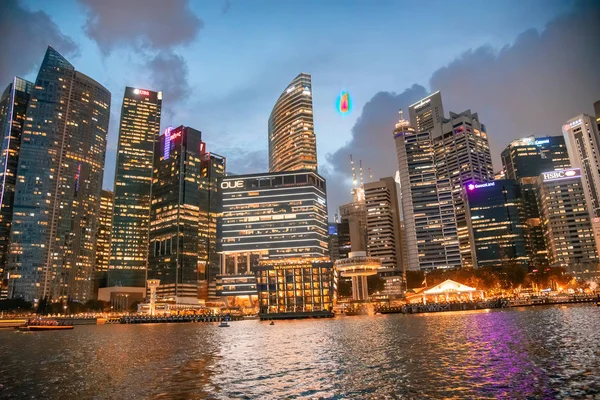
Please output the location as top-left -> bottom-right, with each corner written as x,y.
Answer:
1,305 -> 600,399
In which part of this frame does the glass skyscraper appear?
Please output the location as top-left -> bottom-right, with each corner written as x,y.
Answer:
109,87 -> 162,288
268,73 -> 317,173
8,47 -> 110,302
0,77 -> 33,298
94,189 -> 113,293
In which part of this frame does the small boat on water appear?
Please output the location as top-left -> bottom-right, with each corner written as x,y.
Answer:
16,319 -> 74,331
218,321 -> 230,327
269,321 -> 275,325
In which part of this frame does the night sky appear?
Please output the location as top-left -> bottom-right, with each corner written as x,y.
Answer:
2,0 -> 599,217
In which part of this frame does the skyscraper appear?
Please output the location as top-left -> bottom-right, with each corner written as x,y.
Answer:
408,91 -> 444,138
8,47 -> 110,302
0,77 -> 33,298
109,87 -> 162,288
268,73 -> 317,173
435,110 -> 494,268
562,115 -> 600,251
364,177 -> 403,293
594,100 -> 600,131
94,190 -> 113,292
394,111 -> 461,271
465,180 -> 528,269
537,168 -> 598,272
148,126 -> 222,302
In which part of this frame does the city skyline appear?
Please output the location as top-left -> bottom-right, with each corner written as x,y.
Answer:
2,0 -> 599,216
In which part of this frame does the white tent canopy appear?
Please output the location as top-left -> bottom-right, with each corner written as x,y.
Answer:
423,279 -> 477,295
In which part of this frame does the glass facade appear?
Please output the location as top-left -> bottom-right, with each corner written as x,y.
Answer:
8,47 -> 110,302
94,189 -> 113,291
148,126 -> 225,301
219,171 -> 328,267
268,73 -> 317,173
0,77 -> 33,298
466,180 -> 528,269
109,87 -> 162,288
255,257 -> 335,315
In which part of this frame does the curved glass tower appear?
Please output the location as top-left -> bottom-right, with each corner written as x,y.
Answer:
268,73 -> 317,173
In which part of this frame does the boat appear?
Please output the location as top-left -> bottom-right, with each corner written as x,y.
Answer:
218,321 -> 230,327
269,321 -> 274,325
16,319 -> 74,331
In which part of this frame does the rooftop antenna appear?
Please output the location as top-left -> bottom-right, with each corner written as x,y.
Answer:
350,155 -> 357,187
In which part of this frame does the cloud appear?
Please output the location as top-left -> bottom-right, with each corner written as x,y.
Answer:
325,1 -> 600,215
222,0 -> 231,14
429,1 -> 600,168
220,148 -> 268,175
323,85 -> 428,215
78,0 -> 203,54
148,51 -> 191,117
0,0 -> 78,84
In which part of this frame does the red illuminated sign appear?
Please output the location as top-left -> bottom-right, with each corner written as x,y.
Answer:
133,88 -> 150,96
170,131 -> 182,141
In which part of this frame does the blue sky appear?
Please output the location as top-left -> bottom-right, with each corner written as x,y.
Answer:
4,0 -> 599,216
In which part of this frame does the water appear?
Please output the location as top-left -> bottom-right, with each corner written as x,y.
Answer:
1,305 -> 599,399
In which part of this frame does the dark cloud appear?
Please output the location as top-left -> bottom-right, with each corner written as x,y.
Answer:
325,1 -> 600,215
323,85 -> 428,215
78,0 -> 203,54
430,1 -> 600,168
222,0 -> 231,14
0,0 -> 78,84
220,148 -> 268,175
148,51 -> 191,117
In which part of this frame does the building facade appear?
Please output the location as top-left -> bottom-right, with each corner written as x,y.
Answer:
434,110 -> 494,268
255,257 -> 335,317
466,180 -> 528,269
268,73 -> 317,173
94,190 -> 113,292
148,126 -> 224,302
537,168 -> 598,271
393,111 -> 461,271
219,171 -> 328,272
109,87 -> 162,288
8,47 -> 110,302
364,177 -> 403,293
0,77 -> 33,298
408,91 -> 444,138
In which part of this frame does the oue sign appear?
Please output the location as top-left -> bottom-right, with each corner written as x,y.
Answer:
221,180 -> 244,189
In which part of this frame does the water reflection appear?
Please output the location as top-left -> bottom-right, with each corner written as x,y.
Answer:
1,305 -> 599,399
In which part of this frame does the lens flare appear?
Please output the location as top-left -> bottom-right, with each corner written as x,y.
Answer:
336,91 -> 352,115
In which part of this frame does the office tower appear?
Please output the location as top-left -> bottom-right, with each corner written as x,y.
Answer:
339,187 -> 367,252
0,77 -> 33,299
256,257 -> 335,318
328,223 -> 340,261
148,126 -> 208,301
364,177 -> 403,294
562,115 -> 600,251
94,190 -> 113,292
537,168 -> 598,272
328,221 -> 351,263
435,110 -> 494,268
219,171 -> 328,272
408,91 -> 444,138
394,110 -> 461,271
594,100 -> 600,131
109,87 -> 162,289
465,180 -> 528,269
8,47 -> 110,302
268,73 -> 317,173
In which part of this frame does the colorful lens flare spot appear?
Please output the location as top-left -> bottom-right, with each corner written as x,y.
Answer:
336,91 -> 352,114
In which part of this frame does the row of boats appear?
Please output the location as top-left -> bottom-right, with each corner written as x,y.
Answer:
16,319 -> 74,331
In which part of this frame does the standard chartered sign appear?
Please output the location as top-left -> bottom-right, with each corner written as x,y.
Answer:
542,169 -> 579,181
221,180 -> 244,189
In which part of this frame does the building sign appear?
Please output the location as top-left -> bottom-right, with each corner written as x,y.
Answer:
542,169 -> 580,182
164,127 -> 173,160
413,97 -> 431,110
133,88 -> 150,96
221,180 -> 244,189
467,182 -> 495,191
534,139 -> 550,145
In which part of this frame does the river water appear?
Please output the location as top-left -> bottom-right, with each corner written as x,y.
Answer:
1,305 -> 599,399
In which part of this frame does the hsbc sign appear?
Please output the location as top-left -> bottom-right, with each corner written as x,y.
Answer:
542,169 -> 580,182
221,180 -> 244,189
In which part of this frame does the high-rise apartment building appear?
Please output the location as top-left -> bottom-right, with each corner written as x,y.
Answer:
148,126 -> 225,302
562,115 -> 600,251
0,77 -> 33,298
94,190 -> 113,291
408,91 -> 444,138
394,111 -> 461,271
219,171 -> 328,272
364,177 -> 403,293
537,168 -> 598,272
435,110 -> 494,268
466,180 -> 528,269
268,73 -> 317,173
8,47 -> 110,302
109,87 -> 162,289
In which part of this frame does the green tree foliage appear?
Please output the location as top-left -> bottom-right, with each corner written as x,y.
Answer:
0,298 -> 33,311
